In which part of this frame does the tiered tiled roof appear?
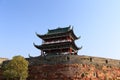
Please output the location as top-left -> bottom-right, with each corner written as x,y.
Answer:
34,26 -> 81,56
47,26 -> 71,35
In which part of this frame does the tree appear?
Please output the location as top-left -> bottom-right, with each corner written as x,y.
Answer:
3,55 -> 29,80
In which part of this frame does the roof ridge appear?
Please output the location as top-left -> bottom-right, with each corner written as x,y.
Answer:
47,26 -> 71,35
48,26 -> 71,31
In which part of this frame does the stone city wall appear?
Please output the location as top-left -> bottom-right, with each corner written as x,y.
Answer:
0,58 -> 8,80
0,58 -> 8,64
28,63 -> 120,80
0,68 -> 2,80
27,55 -> 120,80
1,55 -> 120,80
27,55 -> 120,66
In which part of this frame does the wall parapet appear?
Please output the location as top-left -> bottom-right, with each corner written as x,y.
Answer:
27,55 -> 120,67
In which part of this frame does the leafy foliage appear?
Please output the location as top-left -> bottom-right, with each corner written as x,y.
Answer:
3,55 -> 29,80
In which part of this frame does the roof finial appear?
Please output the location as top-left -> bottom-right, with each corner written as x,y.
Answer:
72,26 -> 74,30
28,54 -> 31,58
48,29 -> 50,31
35,32 -> 38,35
28,54 -> 33,58
33,42 -> 36,46
69,25 -> 71,28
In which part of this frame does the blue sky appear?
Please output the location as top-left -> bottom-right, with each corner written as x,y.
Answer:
0,0 -> 120,59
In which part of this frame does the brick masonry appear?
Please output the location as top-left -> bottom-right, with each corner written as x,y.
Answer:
1,55 -> 120,80
26,55 -> 120,80
0,68 -> 2,80
0,58 -> 8,80
28,63 -> 120,80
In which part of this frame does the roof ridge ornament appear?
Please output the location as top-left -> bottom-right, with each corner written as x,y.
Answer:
72,26 -> 74,30
68,25 -> 71,29
28,54 -> 33,58
77,36 -> 81,39
35,32 -> 38,35
48,29 -> 50,31
35,32 -> 40,37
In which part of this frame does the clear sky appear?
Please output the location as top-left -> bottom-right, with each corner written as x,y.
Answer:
0,0 -> 120,59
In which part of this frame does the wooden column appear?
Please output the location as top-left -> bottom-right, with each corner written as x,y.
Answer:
69,48 -> 72,54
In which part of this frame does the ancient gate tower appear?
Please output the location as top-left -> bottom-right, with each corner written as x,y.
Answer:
34,26 -> 81,56
28,26 -> 120,80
